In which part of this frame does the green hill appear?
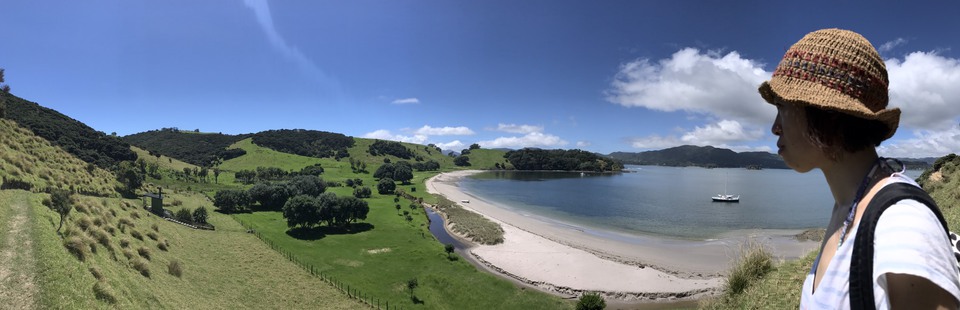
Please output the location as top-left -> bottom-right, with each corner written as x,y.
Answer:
608,145 -> 788,169
0,112 -> 362,308
122,128 -> 249,167
1,92 -> 137,169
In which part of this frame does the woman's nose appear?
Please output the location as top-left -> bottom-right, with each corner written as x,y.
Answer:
771,113 -> 783,136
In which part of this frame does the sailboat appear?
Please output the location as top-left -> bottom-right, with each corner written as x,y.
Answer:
712,172 -> 740,202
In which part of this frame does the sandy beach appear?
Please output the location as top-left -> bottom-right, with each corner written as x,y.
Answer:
426,170 -> 819,301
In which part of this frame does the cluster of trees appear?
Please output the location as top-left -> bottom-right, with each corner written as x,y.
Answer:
3,91 -> 137,169
214,175 -> 328,213
122,129 -> 248,167
0,68 -> 9,118
374,161 -> 414,184
234,164 -> 324,185
348,158 -> 368,173
454,156 -> 470,167
504,148 -> 624,172
412,160 -> 440,171
368,140 -> 414,159
115,160 -> 145,196
459,143 -> 481,156
282,192 -> 369,229
251,129 -> 353,159
173,207 -> 209,226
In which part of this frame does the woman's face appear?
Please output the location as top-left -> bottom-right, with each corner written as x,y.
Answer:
771,100 -> 824,172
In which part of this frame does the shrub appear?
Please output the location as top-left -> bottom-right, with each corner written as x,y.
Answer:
118,217 -> 135,228
175,208 -> 192,223
92,216 -> 104,227
119,238 -> 130,248
131,230 -> 143,241
151,223 -> 159,232
137,246 -> 151,260
90,227 -> 111,248
724,240 -> 773,296
84,236 -> 98,254
168,260 -> 183,278
146,231 -> 159,241
158,241 -> 168,252
192,207 -> 208,224
122,248 -> 135,260
377,178 -> 396,194
77,216 -> 93,231
89,266 -> 105,281
131,258 -> 150,277
64,236 -> 88,261
130,211 -> 140,219
93,282 -> 118,304
214,189 -> 251,213
104,225 -> 116,236
353,186 -> 372,198
576,292 -> 606,310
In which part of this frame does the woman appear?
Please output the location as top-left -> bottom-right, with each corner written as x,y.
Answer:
759,28 -> 960,309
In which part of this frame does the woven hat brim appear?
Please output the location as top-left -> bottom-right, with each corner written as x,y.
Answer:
759,78 -> 900,140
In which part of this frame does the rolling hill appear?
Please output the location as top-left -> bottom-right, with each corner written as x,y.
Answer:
608,145 -> 788,169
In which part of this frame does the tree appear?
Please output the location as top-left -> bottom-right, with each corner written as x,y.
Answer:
316,192 -> 339,226
287,175 -> 326,197
444,243 -> 455,259
248,183 -> 291,210
117,161 -> 145,196
576,292 -> 606,310
50,189 -> 72,234
395,204 -> 401,215
407,278 -> 418,299
454,155 -> 471,167
338,196 -> 369,226
192,207 -> 208,224
0,68 -> 9,118
393,163 -> 414,184
214,189 -> 250,213
213,167 -> 221,184
352,186 -> 372,198
198,167 -> 209,183
469,143 -> 480,150
175,208 -> 192,223
282,195 -> 321,228
377,178 -> 396,194
373,163 -> 395,180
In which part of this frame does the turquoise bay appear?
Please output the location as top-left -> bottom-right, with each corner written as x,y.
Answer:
459,165 -> 921,240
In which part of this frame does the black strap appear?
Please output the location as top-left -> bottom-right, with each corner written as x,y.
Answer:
849,183 -> 949,310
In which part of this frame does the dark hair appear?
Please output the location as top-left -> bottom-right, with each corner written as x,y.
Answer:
804,106 -> 889,161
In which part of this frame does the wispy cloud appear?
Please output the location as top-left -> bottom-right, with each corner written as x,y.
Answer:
879,38 -> 908,53
413,125 -> 474,136
878,125 -> 960,158
494,123 -> 543,134
391,98 -> 420,105
243,0 -> 337,88
362,129 -> 428,145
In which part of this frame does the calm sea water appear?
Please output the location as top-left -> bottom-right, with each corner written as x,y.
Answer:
459,165 -> 922,240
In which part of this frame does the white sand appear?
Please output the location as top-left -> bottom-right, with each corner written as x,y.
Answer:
426,170 -> 819,300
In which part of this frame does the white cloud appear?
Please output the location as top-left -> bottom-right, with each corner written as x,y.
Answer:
576,141 -> 592,148
680,120 -> 763,145
879,38 -> 908,53
886,51 -> 960,130
479,132 -> 568,149
413,125 -> 474,136
495,123 -> 543,134
391,98 -> 420,105
606,48 -> 773,126
435,140 -> 465,151
362,129 -> 427,145
628,120 -> 765,151
878,125 -> 960,158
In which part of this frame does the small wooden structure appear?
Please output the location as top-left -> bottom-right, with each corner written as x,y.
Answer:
143,187 -> 163,211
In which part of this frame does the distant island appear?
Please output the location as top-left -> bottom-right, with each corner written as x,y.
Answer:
607,145 -> 789,169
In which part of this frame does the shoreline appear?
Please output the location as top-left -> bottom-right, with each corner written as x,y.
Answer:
425,170 -> 819,302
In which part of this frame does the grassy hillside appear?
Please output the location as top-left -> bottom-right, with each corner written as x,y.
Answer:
705,154 -> 960,309
0,118 -> 362,308
122,128 -> 248,167
2,92 -> 137,168
0,119 -> 117,196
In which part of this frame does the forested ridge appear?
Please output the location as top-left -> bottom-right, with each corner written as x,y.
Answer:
122,129 -> 249,167
608,145 -> 788,169
504,148 -> 624,172
251,129 -> 354,159
1,92 -> 137,168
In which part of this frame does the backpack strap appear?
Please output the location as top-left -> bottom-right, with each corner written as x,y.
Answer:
849,182 -> 949,310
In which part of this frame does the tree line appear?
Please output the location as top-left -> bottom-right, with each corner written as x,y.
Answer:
368,140 -> 414,159
122,129 -> 249,167
234,164 -> 324,185
504,148 -> 624,172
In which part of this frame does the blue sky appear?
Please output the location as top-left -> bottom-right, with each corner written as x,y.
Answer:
2,1 -> 959,157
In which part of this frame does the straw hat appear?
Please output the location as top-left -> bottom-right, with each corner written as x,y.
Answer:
759,28 -> 899,140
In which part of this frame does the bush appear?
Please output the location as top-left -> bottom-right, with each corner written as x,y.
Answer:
192,207 -> 208,224
122,248 -> 135,260
147,231 -> 159,241
377,178 -> 396,194
130,211 -> 140,219
131,258 -> 150,278
64,236 -> 88,261
118,217 -> 135,228
93,282 -> 118,304
90,227 -> 112,249
175,208 -> 192,223
353,186 -> 372,198
151,223 -> 159,232
214,189 -> 251,213
77,216 -> 93,231
287,175 -> 326,197
137,246 -> 151,260
168,259 -> 183,278
158,241 -> 168,251
282,195 -> 321,228
119,238 -> 130,248
576,292 -> 605,310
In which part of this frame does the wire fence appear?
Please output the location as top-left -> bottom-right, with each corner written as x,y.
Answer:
235,218 -> 403,310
